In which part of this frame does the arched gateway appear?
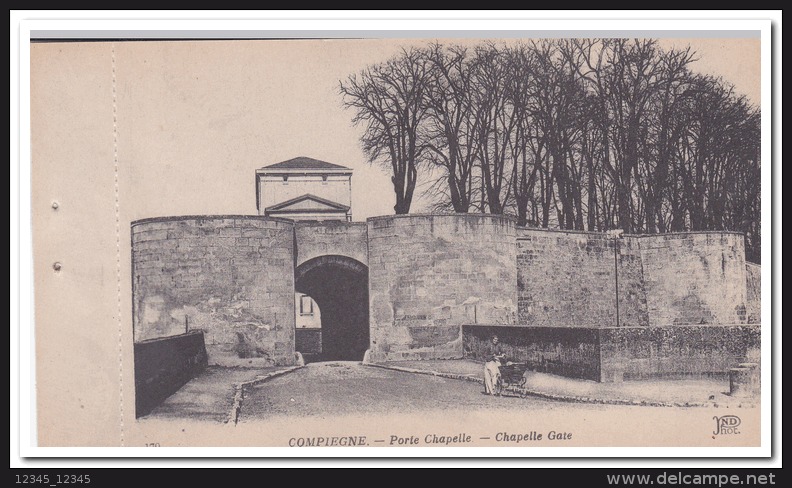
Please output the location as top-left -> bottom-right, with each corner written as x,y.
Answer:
294,255 -> 369,362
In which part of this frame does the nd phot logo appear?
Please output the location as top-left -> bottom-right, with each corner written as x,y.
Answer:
713,415 -> 741,436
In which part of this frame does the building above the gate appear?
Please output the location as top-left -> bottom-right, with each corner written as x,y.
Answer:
256,156 -> 353,221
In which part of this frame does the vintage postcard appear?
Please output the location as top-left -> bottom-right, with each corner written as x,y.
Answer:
22,20 -> 771,455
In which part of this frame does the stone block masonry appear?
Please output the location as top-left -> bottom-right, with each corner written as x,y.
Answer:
132,216 -> 296,367
516,229 -> 647,328
516,230 -> 750,329
745,263 -> 761,324
294,221 -> 368,268
639,233 -> 747,326
130,212 -> 760,379
367,214 -> 517,362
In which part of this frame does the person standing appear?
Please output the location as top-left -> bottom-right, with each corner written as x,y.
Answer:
483,335 -> 506,395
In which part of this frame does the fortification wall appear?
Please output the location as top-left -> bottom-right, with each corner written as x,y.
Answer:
367,214 -> 517,361
640,233 -> 747,326
516,229 -> 647,327
294,221 -> 368,268
745,262 -> 761,325
131,216 -> 296,366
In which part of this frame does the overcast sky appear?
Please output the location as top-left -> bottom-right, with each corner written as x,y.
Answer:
97,37 -> 760,222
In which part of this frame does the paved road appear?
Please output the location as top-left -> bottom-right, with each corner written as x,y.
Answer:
140,362 -> 733,447
238,361 -> 599,420
145,366 -> 290,422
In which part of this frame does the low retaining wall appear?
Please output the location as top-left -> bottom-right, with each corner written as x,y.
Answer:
463,325 -> 601,381
463,325 -> 760,382
134,331 -> 208,417
599,325 -> 760,381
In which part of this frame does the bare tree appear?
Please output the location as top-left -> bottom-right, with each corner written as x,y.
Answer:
338,39 -> 761,262
503,42 -> 541,226
422,44 -> 479,213
636,46 -> 697,233
340,48 -> 432,214
471,43 -> 515,214
673,75 -> 760,238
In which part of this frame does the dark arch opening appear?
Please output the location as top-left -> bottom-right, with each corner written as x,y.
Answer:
294,255 -> 369,362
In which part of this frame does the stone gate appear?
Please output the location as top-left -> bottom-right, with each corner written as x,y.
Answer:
132,213 -> 760,380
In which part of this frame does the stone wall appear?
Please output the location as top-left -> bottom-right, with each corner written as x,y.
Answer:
599,325 -> 761,381
134,331 -> 208,417
516,229 -> 749,329
516,229 -> 647,328
294,221 -> 368,268
640,233 -> 747,326
616,236 -> 649,327
745,263 -> 761,324
463,324 -> 760,382
463,325 -> 601,381
367,214 -> 517,361
131,216 -> 296,366
130,211 -> 757,373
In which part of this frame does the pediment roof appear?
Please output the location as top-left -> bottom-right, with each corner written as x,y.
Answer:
265,194 -> 350,213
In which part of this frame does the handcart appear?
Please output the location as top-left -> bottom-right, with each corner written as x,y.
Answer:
495,362 -> 529,394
